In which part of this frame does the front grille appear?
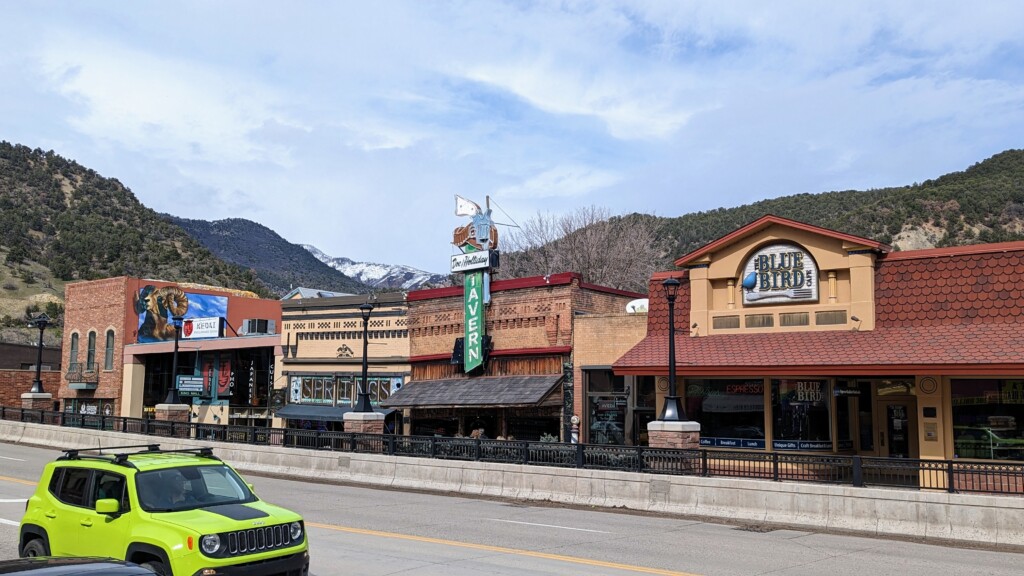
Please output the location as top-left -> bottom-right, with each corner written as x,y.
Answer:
227,524 -> 294,555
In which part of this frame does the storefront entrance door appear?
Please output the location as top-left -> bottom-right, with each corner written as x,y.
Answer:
874,399 -> 918,458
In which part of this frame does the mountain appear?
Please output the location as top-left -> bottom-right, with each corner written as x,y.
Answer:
302,245 -> 450,290
0,141 -> 273,345
164,217 -> 369,296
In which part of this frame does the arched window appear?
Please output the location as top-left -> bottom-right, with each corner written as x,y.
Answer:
104,329 -> 116,370
87,331 -> 97,370
70,333 -> 79,365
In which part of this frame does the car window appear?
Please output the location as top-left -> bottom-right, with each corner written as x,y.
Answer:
136,465 -> 254,512
56,467 -> 92,507
92,472 -> 130,511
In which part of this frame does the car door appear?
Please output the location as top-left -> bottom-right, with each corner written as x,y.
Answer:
46,466 -> 93,556
81,471 -> 133,559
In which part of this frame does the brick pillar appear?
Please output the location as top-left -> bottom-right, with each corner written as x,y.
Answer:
21,392 -> 53,412
647,421 -> 701,449
155,403 -> 190,437
343,411 -> 385,434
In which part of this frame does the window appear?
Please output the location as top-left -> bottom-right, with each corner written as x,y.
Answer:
687,379 -> 766,448
86,331 -> 97,370
771,379 -> 832,450
56,467 -> 91,507
70,333 -> 79,365
104,329 -> 115,370
93,472 -> 129,511
951,379 -> 1024,461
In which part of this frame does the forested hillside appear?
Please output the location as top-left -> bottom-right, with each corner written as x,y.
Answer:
660,150 -> 1024,257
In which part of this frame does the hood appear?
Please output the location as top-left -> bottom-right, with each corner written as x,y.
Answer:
153,501 -> 302,534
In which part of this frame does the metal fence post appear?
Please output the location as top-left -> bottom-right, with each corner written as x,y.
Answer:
430,437 -> 437,458
522,441 -> 529,465
852,456 -> 863,487
575,443 -> 585,468
474,439 -> 482,461
701,449 -> 709,477
947,460 -> 956,494
772,452 -> 780,482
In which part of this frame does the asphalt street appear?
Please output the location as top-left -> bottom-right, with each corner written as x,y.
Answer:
2,441 -> 1022,575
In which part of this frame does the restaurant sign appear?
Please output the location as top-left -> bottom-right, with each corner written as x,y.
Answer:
741,243 -> 819,305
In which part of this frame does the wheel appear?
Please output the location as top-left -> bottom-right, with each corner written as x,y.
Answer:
21,538 -> 48,557
140,561 -> 170,575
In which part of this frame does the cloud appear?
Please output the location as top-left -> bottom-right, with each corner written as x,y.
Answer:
495,165 -> 622,200
38,36 -> 300,166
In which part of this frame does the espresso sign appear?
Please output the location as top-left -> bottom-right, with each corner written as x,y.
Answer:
741,243 -> 818,305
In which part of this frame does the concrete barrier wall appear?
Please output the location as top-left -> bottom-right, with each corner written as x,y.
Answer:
4,420 -> 1022,547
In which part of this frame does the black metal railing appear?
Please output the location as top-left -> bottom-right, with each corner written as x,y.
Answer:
2,406 -> 1022,496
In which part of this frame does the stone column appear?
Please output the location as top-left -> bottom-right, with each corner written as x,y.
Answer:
154,403 -> 190,438
343,411 -> 385,435
647,421 -> 701,449
21,392 -> 53,412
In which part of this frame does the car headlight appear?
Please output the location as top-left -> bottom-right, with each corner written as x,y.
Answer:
290,522 -> 303,541
201,534 -> 221,555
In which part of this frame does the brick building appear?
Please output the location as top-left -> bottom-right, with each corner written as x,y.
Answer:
615,215 -> 1024,462
0,341 -> 63,410
274,292 -> 408,433
385,273 -> 643,441
61,277 -> 280,423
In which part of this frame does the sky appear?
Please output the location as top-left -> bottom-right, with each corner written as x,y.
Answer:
2,2 -> 1024,274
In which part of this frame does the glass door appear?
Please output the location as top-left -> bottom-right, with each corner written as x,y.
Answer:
875,399 -> 918,458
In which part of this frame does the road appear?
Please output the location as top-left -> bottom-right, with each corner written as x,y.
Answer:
1,441 -> 1022,575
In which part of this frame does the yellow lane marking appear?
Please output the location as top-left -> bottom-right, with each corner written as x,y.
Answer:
0,476 -> 35,486
306,521 -> 700,576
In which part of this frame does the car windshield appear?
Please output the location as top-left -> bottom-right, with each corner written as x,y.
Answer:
135,465 -> 256,512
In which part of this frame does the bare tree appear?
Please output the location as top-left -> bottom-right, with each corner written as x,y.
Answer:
498,206 -> 670,293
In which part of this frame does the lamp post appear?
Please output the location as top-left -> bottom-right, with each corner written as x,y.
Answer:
659,277 -> 686,421
163,315 -> 185,404
353,302 -> 375,412
27,313 -> 52,394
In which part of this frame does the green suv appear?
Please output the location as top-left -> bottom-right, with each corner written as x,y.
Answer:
19,444 -> 309,576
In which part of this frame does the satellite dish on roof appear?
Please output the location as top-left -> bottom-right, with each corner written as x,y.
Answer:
626,298 -> 649,313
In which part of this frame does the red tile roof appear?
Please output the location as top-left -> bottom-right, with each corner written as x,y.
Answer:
876,243 -> 1024,327
613,322 -> 1024,376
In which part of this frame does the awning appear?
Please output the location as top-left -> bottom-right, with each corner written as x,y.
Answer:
273,404 -> 394,422
383,374 -> 563,409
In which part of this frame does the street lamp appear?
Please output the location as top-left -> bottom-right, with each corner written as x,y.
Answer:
27,313 -> 52,394
659,277 -> 686,421
163,315 -> 185,404
353,302 -> 375,412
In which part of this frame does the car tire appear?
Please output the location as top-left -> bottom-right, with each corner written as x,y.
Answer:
139,561 -> 169,575
21,538 -> 49,557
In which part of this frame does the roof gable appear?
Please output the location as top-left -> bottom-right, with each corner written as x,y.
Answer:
674,215 -> 890,268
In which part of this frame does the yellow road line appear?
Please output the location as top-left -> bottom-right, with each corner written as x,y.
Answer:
306,521 -> 700,576
0,475 -> 35,486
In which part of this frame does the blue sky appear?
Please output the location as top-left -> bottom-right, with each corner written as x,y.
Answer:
2,2 -> 1023,274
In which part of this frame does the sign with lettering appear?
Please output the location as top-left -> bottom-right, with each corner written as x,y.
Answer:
451,250 -> 498,273
176,375 -> 205,397
741,243 -> 818,305
464,270 -> 485,372
181,316 -> 223,339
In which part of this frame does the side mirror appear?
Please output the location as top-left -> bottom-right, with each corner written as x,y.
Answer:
95,498 -> 120,515
247,483 -> 255,492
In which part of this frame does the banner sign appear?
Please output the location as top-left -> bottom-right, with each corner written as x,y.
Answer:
463,270 -> 485,372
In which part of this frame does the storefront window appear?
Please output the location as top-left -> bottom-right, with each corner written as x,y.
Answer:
687,379 -> 766,449
771,379 -> 831,450
586,369 -> 627,444
951,379 -> 1024,461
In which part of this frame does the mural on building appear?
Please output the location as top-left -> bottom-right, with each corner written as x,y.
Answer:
134,284 -> 228,343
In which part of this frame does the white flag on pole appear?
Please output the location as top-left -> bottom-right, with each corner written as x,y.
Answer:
455,195 -> 481,216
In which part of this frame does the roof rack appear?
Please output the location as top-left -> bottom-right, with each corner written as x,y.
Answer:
57,445 -> 218,467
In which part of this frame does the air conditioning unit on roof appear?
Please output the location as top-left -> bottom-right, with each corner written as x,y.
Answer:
239,318 -> 276,336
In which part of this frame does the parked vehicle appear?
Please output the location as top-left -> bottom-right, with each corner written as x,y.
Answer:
0,557 -> 153,575
19,444 -> 309,576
